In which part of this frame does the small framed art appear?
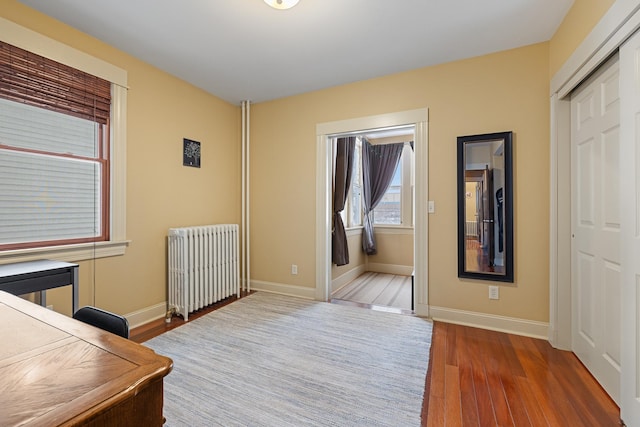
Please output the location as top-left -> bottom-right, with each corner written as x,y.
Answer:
183,138 -> 201,168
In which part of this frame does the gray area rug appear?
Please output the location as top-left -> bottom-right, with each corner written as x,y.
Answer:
144,292 -> 432,426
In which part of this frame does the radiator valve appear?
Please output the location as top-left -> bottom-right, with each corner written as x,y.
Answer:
165,307 -> 176,323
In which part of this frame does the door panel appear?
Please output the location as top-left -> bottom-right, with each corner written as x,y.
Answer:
577,252 -> 596,346
571,54 -> 621,404
603,262 -> 620,366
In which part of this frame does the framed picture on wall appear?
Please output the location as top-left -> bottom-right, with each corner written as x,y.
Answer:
183,138 -> 201,168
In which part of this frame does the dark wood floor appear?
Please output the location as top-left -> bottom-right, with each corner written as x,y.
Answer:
131,294 -> 620,426
425,322 -> 620,427
130,291 -> 250,344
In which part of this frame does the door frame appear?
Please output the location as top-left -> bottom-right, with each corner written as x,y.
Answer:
549,0 -> 640,351
316,108 -> 429,317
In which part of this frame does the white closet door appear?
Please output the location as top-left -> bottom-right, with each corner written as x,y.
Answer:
620,29 -> 640,424
571,54 -> 621,405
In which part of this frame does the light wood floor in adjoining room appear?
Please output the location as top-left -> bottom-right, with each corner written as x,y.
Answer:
331,272 -> 412,311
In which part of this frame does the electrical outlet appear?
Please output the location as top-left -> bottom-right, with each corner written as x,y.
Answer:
291,264 -> 298,275
489,286 -> 499,300
428,200 -> 435,214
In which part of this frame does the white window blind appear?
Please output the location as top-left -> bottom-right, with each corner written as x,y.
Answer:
0,98 -> 102,247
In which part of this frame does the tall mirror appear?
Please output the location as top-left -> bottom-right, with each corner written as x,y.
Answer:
457,131 -> 513,282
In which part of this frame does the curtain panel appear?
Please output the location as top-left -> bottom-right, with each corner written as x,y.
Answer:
332,137 -> 356,266
361,140 -> 404,255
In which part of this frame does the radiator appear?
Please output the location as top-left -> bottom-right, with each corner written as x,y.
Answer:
168,224 -> 239,321
465,221 -> 478,237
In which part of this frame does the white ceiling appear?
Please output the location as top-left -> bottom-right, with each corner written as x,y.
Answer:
18,0 -> 574,105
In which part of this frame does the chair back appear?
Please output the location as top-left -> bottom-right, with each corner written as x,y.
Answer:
73,306 -> 130,339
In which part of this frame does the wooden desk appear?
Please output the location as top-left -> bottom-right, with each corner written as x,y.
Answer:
0,260 -> 79,313
0,291 -> 173,426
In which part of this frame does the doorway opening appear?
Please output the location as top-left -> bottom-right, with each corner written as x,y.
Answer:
315,108 -> 429,317
328,127 -> 415,313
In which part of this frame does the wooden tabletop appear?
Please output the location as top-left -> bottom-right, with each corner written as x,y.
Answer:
0,291 -> 173,426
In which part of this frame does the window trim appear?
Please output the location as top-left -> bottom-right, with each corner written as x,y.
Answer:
0,17 -> 129,263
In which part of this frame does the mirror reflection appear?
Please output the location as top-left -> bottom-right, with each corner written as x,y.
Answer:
457,131 -> 513,282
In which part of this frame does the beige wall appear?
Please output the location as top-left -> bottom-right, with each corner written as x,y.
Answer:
367,232 -> 414,269
252,42 -> 551,322
1,2 -> 241,316
549,0 -> 615,77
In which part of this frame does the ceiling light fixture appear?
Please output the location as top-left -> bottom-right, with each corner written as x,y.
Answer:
264,0 -> 299,10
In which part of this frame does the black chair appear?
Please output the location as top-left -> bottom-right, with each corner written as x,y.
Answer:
73,306 -> 130,339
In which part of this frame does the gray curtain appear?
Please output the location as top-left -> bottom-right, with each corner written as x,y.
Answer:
361,140 -> 404,255
332,137 -> 356,266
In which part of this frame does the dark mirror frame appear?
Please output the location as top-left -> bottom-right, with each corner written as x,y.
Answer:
457,131 -> 514,283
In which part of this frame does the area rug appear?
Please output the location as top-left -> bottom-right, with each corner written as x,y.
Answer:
144,292 -> 433,426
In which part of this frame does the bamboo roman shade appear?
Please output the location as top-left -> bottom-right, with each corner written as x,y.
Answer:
0,41 -> 111,124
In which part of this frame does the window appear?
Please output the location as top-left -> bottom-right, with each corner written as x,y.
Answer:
0,20 -> 128,262
338,138 -> 414,229
0,42 -> 110,250
348,138 -> 363,227
373,143 -> 414,226
373,161 -> 402,224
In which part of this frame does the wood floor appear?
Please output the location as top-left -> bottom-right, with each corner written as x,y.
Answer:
331,271 -> 412,312
425,322 -> 620,426
131,294 -> 620,426
130,291 -> 249,343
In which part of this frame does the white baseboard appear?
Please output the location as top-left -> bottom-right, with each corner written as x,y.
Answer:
429,306 -> 549,340
250,280 -> 316,300
126,282 -> 317,330
331,265 -> 367,293
366,263 -> 413,276
125,302 -> 167,330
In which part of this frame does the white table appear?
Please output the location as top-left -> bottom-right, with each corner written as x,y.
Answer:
0,259 -> 79,313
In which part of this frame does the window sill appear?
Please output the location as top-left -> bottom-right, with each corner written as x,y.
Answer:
0,240 -> 130,264
373,226 -> 414,235
345,226 -> 364,236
